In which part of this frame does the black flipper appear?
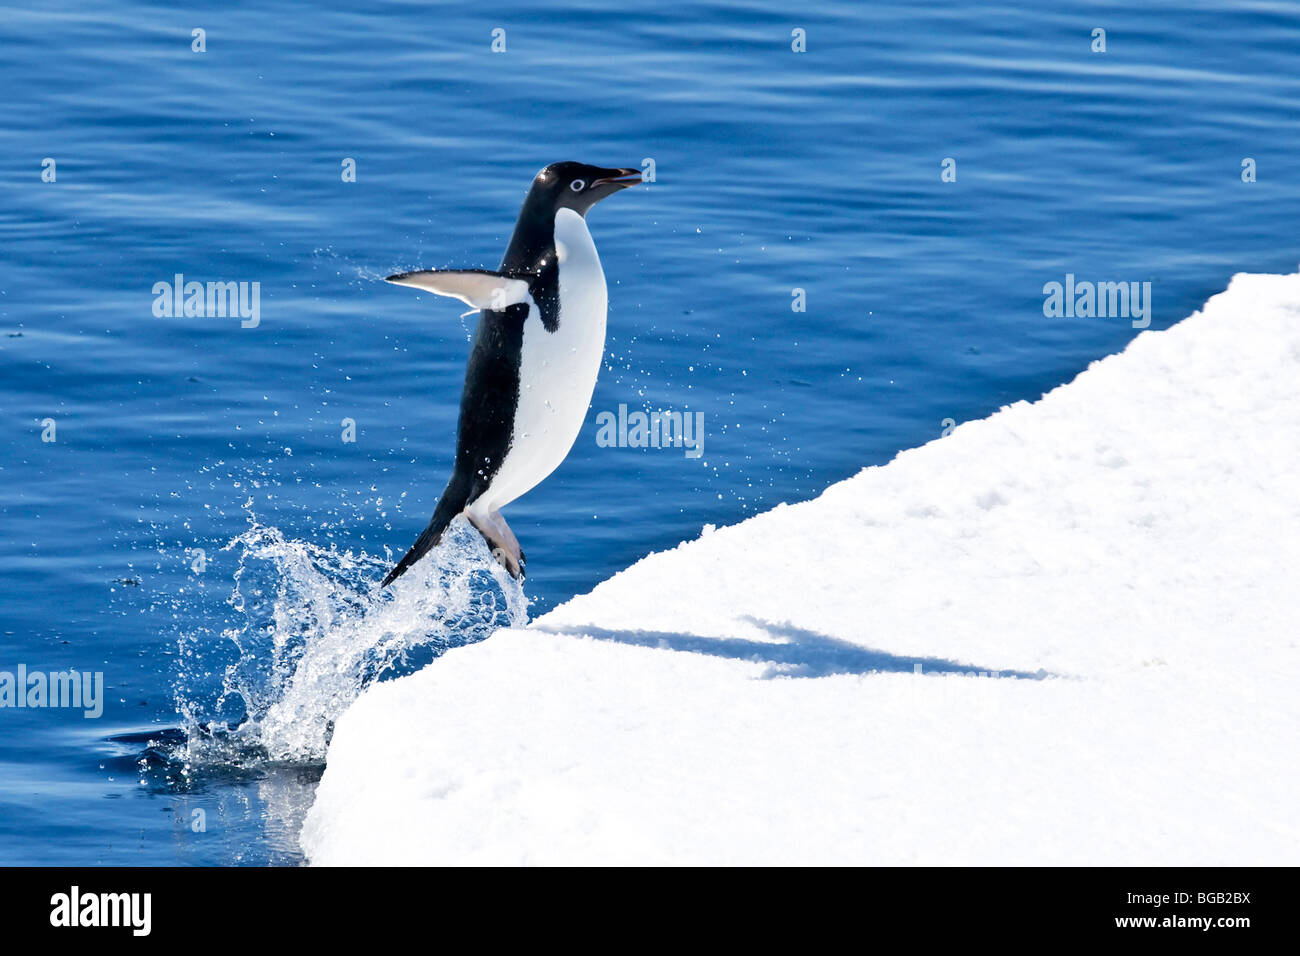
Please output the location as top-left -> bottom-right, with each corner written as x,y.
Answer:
381,477 -> 472,587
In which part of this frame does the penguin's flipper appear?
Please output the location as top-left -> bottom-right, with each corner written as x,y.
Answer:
381,479 -> 471,588
385,269 -> 532,312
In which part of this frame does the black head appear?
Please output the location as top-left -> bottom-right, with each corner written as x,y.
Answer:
526,161 -> 642,218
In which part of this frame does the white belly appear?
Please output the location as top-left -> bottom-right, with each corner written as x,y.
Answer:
478,207 -> 606,511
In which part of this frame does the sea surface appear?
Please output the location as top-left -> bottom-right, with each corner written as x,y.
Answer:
1,0 -> 1298,864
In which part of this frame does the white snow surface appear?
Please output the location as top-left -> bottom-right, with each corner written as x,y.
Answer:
302,271 -> 1300,865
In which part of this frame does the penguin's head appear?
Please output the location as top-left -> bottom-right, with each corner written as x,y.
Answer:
530,161 -> 642,217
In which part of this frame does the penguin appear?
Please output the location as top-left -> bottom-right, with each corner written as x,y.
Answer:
380,161 -> 642,587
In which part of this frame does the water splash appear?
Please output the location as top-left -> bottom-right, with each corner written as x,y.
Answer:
173,516 -> 528,765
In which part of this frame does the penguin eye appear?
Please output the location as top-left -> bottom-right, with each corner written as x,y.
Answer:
569,179 -> 586,192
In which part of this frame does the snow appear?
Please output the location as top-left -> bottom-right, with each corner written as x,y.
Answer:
301,270 -> 1300,865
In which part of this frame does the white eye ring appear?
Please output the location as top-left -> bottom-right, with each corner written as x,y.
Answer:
569,179 -> 585,192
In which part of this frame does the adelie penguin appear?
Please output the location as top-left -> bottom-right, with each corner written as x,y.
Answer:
380,161 -> 643,587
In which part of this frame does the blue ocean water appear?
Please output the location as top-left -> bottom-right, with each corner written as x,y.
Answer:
1,0 -> 1298,864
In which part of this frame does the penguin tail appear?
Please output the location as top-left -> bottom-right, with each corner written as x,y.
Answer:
381,481 -> 470,588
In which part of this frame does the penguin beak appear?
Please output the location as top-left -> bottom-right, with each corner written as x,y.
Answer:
590,168 -> 643,189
